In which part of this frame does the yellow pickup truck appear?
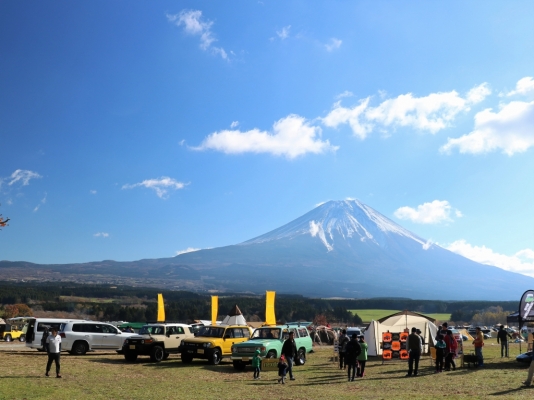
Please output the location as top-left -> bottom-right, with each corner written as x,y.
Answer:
0,324 -> 26,342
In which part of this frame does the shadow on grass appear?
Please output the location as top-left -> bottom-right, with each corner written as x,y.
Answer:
490,386 -> 531,396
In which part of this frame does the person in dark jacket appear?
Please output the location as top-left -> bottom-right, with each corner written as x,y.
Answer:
338,329 -> 349,370
406,327 -> 422,377
41,327 -> 50,353
281,331 -> 298,381
497,325 -> 512,357
344,334 -> 362,382
277,355 -> 288,384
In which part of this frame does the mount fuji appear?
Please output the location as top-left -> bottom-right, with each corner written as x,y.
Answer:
2,200 -> 532,300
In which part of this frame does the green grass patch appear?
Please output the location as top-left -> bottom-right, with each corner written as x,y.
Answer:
0,339 -> 532,399
59,296 -> 116,303
350,309 -> 451,322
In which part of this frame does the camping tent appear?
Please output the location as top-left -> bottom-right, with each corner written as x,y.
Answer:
363,311 -> 438,356
220,304 -> 247,326
311,325 -> 337,345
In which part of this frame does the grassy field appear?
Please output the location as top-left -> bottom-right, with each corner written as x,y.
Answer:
1,339 -> 532,399
349,309 -> 451,323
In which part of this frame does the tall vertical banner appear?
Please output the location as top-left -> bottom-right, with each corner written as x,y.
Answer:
265,291 -> 276,325
519,290 -> 534,327
157,293 -> 165,322
211,296 -> 218,326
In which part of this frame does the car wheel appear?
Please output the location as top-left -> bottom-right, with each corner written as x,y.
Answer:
71,341 -> 88,355
19,335 -> 26,342
295,348 -> 306,366
150,346 -> 165,362
124,352 -> 138,362
163,352 -> 170,360
210,348 -> 222,365
233,360 -> 246,370
5,334 -> 12,342
266,350 -> 277,359
181,353 -> 193,363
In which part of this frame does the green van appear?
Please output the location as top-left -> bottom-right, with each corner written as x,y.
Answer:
230,324 -> 313,370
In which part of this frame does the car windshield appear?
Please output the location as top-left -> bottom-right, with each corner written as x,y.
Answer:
252,328 -> 281,339
197,327 -> 225,338
139,326 -> 165,335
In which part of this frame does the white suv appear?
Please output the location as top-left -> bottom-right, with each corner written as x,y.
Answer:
59,321 -> 136,355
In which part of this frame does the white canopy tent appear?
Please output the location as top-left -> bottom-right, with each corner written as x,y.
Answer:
363,311 -> 438,356
220,304 -> 247,326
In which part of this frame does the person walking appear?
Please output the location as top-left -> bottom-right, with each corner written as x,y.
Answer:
45,328 -> 62,378
473,327 -> 484,367
497,325 -> 512,358
435,334 -> 446,373
406,327 -> 422,377
252,349 -> 262,380
344,334 -> 361,382
281,331 -> 298,381
357,335 -> 368,378
277,355 -> 288,384
338,329 -> 349,370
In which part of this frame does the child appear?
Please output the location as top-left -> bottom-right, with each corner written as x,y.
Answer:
357,335 -> 368,377
277,355 -> 288,384
435,334 -> 446,373
252,349 -> 262,380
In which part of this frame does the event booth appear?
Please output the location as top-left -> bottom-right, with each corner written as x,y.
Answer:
363,311 -> 438,357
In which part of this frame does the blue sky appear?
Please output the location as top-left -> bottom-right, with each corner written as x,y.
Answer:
1,1 -> 534,277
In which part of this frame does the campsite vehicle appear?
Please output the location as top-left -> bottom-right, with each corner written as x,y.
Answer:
121,323 -> 194,362
230,324 -> 313,370
25,318 -> 84,350
516,351 -> 533,365
0,323 -> 25,342
59,321 -> 137,355
180,324 -> 254,365
346,327 -> 363,338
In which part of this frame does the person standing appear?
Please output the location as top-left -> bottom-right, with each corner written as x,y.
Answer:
473,327 -> 484,367
41,327 -> 50,353
435,334 -> 446,373
357,335 -> 368,378
497,325 -> 512,358
338,329 -> 349,370
252,349 -> 262,380
281,331 -> 298,381
277,355 -> 288,384
344,334 -> 361,382
406,327 -> 422,377
45,328 -> 62,378
444,330 -> 457,371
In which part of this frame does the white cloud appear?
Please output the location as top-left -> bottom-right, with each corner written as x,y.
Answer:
446,240 -> 534,277
276,25 -> 291,40
90,190 -> 97,195
335,91 -> 353,100
325,38 -> 342,52
194,114 -> 338,159
506,77 -> 534,96
176,247 -> 200,255
167,10 -> 228,60
440,100 -> 534,155
323,83 -> 490,138
94,232 -> 110,238
422,239 -> 433,250
33,192 -> 47,212
122,177 -> 187,199
230,121 -> 239,128
394,200 -> 461,224
8,169 -> 42,186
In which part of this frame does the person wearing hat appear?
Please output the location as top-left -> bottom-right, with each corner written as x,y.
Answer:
344,334 -> 362,382
277,355 -> 288,384
406,327 -> 422,377
252,349 -> 262,380
45,328 -> 62,378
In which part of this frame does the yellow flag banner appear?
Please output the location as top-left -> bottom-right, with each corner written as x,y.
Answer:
157,293 -> 165,322
211,296 -> 218,326
265,291 -> 276,325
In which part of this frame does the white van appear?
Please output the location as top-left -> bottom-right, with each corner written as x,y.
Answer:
25,318 -> 84,351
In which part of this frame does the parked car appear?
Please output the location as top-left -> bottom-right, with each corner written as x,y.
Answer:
0,323 -> 25,342
59,321 -> 137,355
230,324 -> 313,370
516,351 -> 533,364
181,325 -> 253,365
25,318 -> 85,351
121,323 -> 194,362
346,327 -> 362,338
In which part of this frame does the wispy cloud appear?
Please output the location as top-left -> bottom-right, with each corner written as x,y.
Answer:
447,240 -> 534,277
176,247 -> 200,255
230,121 -> 239,128
276,25 -> 291,40
167,10 -> 228,60
33,193 -> 47,212
440,100 -> 534,155
325,38 -> 342,52
194,114 -> 338,159
90,190 -> 97,195
505,77 -> 534,97
322,83 -> 491,139
8,169 -> 42,186
394,200 -> 462,224
122,177 -> 188,199
335,91 -> 353,100
94,232 -> 110,238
